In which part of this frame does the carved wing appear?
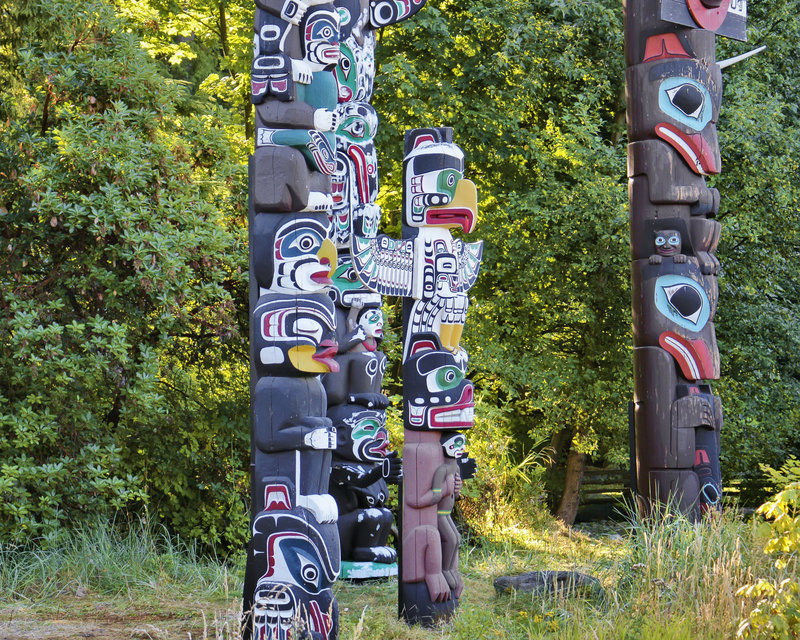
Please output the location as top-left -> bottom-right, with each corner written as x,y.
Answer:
351,234 -> 414,297
457,239 -> 483,292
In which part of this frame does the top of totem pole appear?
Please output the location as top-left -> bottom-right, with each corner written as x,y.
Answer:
660,0 -> 747,41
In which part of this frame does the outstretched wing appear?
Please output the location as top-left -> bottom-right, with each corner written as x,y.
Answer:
351,234 -> 414,297
456,239 -> 483,292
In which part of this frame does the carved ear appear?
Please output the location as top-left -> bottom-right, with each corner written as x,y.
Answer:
403,127 -> 453,155
407,331 -> 442,356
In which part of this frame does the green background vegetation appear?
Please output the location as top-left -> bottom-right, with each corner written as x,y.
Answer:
1,0 -> 799,553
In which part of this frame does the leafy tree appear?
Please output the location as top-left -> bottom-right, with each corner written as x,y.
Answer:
374,0 -> 630,521
0,0 -> 249,547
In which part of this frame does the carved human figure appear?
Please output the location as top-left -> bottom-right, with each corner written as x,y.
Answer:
649,229 -> 686,264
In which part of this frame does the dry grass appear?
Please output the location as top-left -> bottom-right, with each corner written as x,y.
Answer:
0,506 -> 781,640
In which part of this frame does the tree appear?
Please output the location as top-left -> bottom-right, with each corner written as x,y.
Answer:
374,0 -> 630,522
0,0 -> 249,547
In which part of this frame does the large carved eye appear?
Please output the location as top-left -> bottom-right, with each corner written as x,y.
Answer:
352,417 -> 380,440
668,235 -> 681,246
429,366 -> 463,392
655,236 -> 667,246
666,83 -> 704,119
658,78 -> 712,131
300,558 -> 319,587
279,228 -> 324,258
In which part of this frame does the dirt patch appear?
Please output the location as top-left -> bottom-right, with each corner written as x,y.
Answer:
0,601 -> 241,640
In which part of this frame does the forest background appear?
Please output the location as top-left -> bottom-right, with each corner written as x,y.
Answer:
1,0 -> 799,552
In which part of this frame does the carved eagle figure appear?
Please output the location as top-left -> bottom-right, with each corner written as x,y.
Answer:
350,128 -> 483,359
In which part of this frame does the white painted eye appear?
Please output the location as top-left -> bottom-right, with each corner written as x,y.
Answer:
294,318 -> 322,341
300,559 -> 319,586
668,236 -> 680,246
655,236 -> 666,246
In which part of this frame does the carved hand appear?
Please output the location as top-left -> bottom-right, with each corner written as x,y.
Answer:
304,426 -> 336,449
314,109 -> 339,132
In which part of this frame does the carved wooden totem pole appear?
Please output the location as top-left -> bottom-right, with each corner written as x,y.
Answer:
244,0 -> 343,638
626,0 -> 747,518
320,0 -> 427,581
352,127 -> 482,625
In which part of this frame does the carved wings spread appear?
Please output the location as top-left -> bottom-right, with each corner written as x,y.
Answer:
456,239 -> 484,292
351,234 -> 415,297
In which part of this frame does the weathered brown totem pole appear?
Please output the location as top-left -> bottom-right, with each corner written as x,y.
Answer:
352,127 -> 482,625
625,0 -> 747,518
320,0 -> 427,581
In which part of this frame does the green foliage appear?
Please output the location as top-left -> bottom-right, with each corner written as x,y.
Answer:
0,0 -> 249,548
737,483 -> 800,638
375,0 -> 630,469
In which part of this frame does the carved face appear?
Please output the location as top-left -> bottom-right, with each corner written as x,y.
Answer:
358,308 -> 383,339
303,6 -> 341,69
441,432 -> 467,459
254,293 -> 339,375
328,253 -> 380,308
331,407 -> 389,461
403,138 -> 478,232
402,333 -> 474,430
654,229 -> 682,257
250,512 -> 338,640
272,217 -> 337,292
334,36 -> 375,103
331,105 -> 379,245
631,34 -> 722,175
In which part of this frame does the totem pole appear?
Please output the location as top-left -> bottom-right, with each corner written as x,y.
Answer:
351,127 -> 482,625
243,0 -> 343,637
321,0 -> 428,579
625,0 -> 748,518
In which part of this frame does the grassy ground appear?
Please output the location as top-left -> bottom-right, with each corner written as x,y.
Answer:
0,508 -> 782,639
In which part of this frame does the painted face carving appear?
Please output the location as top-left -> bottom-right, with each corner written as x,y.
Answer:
441,432 -> 467,459
303,6 -> 341,69
654,229 -> 682,257
272,218 -> 337,293
327,253 -> 380,308
357,307 -> 383,339
403,333 -> 474,430
334,36 -> 375,103
255,294 -> 339,375
331,117 -> 379,245
332,408 -> 389,461
250,512 -> 338,640
403,138 -> 478,232
643,37 -> 722,175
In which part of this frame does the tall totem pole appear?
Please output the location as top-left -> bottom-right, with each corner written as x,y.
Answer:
352,127 -> 483,625
321,0 -> 426,582
625,0 -> 747,518
244,1 -> 342,638
244,0 -> 429,636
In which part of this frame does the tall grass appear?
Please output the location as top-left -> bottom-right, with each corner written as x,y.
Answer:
0,506 -> 777,640
0,516 -> 239,603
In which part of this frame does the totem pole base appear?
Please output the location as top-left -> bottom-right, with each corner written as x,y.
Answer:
340,560 -> 398,580
399,583 -> 458,627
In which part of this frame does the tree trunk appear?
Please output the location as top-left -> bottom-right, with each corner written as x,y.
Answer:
555,450 -> 587,525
